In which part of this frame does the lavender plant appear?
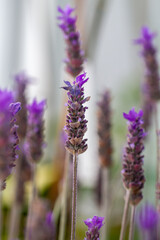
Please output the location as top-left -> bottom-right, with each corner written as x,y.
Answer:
135,27 -> 160,131
97,90 -> 112,168
26,99 -> 46,163
0,90 -> 20,239
135,26 -> 160,101
97,90 -> 112,240
0,90 -> 21,190
9,72 -> 32,240
84,216 -> 104,240
58,5 -> 85,240
120,108 -> 145,240
135,26 -> 160,211
25,99 -> 46,240
62,72 -> 90,240
58,5 -> 84,77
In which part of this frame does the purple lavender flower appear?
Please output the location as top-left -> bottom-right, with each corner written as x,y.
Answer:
97,90 -> 112,167
26,99 -> 46,163
62,72 -> 90,154
138,203 -> 159,240
122,108 -> 146,205
14,71 -> 30,139
84,216 -> 104,240
135,26 -> 160,100
58,5 -> 84,77
0,90 -> 21,190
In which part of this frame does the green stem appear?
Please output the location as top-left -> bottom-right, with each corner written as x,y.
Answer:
129,205 -> 135,240
101,168 -> 110,240
58,151 -> 70,240
25,163 -> 36,240
0,182 -> 2,240
119,190 -> 130,240
71,152 -> 78,240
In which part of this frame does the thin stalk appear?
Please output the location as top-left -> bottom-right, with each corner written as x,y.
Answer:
119,190 -> 131,240
58,151 -> 70,240
8,203 -> 21,240
8,148 -> 23,240
101,168 -> 110,240
0,182 -> 2,240
129,205 -> 136,240
25,163 -> 37,240
71,152 -> 78,240
155,104 -> 160,209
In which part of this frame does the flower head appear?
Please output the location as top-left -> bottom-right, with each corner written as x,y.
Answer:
135,27 -> 156,50
62,72 -> 90,155
135,26 -> 160,101
58,5 -> 84,77
0,90 -> 21,189
26,99 -> 46,163
97,90 -> 112,167
14,72 -> 30,138
84,216 -> 104,240
122,108 -> 145,205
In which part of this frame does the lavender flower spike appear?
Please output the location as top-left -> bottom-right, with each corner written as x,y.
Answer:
14,71 -> 30,139
97,90 -> 112,167
135,26 -> 160,100
58,5 -> 84,77
62,72 -> 90,154
84,216 -> 104,240
122,108 -> 146,205
26,99 -> 46,163
0,90 -> 21,190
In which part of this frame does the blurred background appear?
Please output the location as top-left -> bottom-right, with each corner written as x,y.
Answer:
0,0 -> 160,239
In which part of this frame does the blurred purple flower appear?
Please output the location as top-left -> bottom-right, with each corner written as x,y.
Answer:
135,26 -> 160,101
0,90 -> 21,189
84,216 -> 104,240
14,71 -> 30,138
26,99 -> 46,163
138,203 -> 159,240
58,5 -> 84,77
97,90 -> 113,167
139,203 -> 158,230
62,72 -> 90,155
122,108 -> 146,205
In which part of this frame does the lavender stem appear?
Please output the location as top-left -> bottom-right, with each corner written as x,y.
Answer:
71,152 -> 78,240
25,163 -> 37,240
0,183 -> 2,240
155,105 -> 160,208
101,168 -> 110,240
58,151 -> 70,240
119,190 -> 130,240
129,205 -> 136,240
